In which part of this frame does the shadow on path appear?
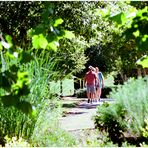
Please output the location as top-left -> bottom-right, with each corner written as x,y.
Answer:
60,97 -> 114,131
77,103 -> 100,109
62,102 -> 77,108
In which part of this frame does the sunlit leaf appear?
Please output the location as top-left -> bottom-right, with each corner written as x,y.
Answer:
6,35 -> 12,43
54,18 -> 63,27
133,30 -> 140,37
32,34 -> 48,49
32,35 -> 40,49
32,106 -> 37,117
101,8 -> 110,17
136,55 -> 148,68
64,30 -> 75,39
47,41 -> 58,51
27,28 -> 34,37
126,7 -> 137,19
110,12 -> 126,25
0,43 -> 2,51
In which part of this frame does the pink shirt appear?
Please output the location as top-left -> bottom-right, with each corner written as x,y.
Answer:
84,71 -> 97,85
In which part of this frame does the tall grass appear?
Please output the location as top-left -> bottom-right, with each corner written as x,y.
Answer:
0,49 -> 76,146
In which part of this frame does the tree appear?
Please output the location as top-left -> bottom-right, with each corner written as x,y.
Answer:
109,2 -> 148,69
0,1 -> 43,46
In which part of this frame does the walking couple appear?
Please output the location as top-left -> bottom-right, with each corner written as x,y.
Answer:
84,66 -> 104,103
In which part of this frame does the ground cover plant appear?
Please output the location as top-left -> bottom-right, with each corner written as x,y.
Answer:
94,76 -> 148,146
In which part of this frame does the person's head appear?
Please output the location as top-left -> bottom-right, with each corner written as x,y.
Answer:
95,67 -> 99,72
88,66 -> 95,71
88,65 -> 92,71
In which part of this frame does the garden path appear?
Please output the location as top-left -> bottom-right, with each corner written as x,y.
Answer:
59,97 -> 113,131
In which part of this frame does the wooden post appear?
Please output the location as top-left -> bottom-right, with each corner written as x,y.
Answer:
137,68 -> 141,77
80,79 -> 81,88
60,80 -> 63,96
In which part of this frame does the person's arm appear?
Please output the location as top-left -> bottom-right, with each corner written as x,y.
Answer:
95,73 -> 99,86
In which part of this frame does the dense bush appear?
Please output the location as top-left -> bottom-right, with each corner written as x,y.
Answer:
76,86 -> 116,98
76,88 -> 87,98
94,76 -> 148,146
94,102 -> 126,146
101,86 -> 117,98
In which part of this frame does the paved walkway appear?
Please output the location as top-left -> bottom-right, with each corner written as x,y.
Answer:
59,97 -> 113,131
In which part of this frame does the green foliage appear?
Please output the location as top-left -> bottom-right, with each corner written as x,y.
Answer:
52,38 -> 87,76
109,4 -> 148,68
141,118 -> 148,138
0,1 -> 43,45
76,88 -> 87,98
31,99 -> 76,147
136,55 -> 148,68
82,2 -> 133,74
95,76 -> 148,146
0,36 -> 33,114
74,129 -> 117,147
110,77 -> 148,136
5,136 -> 31,147
28,2 -> 75,52
0,106 -> 35,145
94,102 -> 126,145
0,2 -> 87,147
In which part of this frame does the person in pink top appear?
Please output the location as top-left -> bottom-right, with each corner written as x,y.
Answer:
84,66 -> 98,103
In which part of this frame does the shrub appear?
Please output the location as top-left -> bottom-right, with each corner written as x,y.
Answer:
75,86 -> 117,98
94,102 -> 126,146
76,88 -> 87,98
31,99 -> 76,147
94,76 -> 148,146
101,86 -> 117,98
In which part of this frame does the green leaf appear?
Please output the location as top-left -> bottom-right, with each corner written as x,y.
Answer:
95,8 -> 110,17
32,35 -> 40,49
47,41 -> 58,51
32,34 -> 48,49
136,36 -> 148,51
18,84 -> 30,96
35,24 -> 45,35
0,71 -> 14,89
5,35 -> 12,43
17,101 -> 32,114
1,95 -> 19,107
136,55 -> 148,68
54,18 -> 63,27
110,12 -> 126,25
20,51 -> 34,64
10,64 -> 19,73
27,28 -> 34,37
0,42 -> 2,51
64,30 -> 75,39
